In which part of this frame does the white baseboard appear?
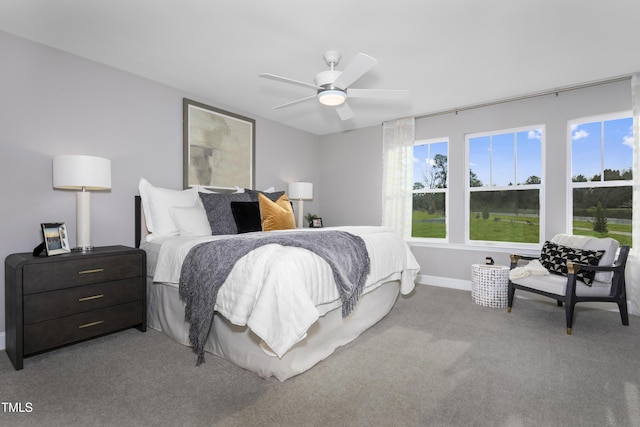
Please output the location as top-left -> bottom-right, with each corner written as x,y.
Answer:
417,274 -> 471,291
0,332 -> 5,351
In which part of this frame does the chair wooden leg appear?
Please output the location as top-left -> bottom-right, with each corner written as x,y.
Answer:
618,298 -> 630,326
565,302 -> 575,335
507,283 -> 515,312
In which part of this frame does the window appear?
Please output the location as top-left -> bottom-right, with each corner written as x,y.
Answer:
569,112 -> 633,247
412,138 -> 448,239
466,126 -> 544,244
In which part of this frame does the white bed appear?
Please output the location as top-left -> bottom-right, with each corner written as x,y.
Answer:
135,192 -> 419,381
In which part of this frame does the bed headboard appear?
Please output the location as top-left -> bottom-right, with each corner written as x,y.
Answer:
134,195 -> 149,248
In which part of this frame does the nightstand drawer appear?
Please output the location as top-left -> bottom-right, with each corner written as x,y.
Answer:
23,278 -> 144,324
23,301 -> 144,355
22,253 -> 143,294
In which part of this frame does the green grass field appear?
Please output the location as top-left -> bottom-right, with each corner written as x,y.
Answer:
412,210 -> 632,246
469,214 -> 539,243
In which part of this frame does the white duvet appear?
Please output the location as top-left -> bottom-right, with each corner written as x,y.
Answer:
149,226 -> 420,358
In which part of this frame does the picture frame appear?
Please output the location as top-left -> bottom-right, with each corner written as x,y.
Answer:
183,98 -> 255,192
311,218 -> 323,228
41,223 -> 70,256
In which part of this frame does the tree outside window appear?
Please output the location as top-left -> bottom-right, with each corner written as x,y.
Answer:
412,139 -> 448,239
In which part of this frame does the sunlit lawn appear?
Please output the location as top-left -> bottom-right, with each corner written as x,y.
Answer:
469,214 -> 539,243
573,220 -> 632,246
412,210 -> 632,247
411,210 -> 445,238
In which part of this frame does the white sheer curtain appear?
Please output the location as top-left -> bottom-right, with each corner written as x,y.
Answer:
381,117 -> 415,239
628,73 -> 640,316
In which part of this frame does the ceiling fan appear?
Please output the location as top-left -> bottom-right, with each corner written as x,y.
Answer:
259,51 -> 409,121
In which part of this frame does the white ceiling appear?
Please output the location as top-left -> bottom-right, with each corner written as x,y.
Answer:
1,0 -> 639,136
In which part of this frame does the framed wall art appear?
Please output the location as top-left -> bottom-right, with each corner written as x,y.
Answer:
183,98 -> 255,191
41,222 -> 71,256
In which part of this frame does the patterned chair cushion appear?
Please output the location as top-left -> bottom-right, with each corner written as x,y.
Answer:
540,241 -> 605,286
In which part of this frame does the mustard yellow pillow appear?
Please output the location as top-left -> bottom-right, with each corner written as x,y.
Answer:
258,193 -> 296,231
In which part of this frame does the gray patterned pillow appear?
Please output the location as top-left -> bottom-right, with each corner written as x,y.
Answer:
539,241 -> 605,286
244,188 -> 285,202
199,192 -> 252,235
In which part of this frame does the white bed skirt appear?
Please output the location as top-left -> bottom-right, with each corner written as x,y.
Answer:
147,278 -> 401,381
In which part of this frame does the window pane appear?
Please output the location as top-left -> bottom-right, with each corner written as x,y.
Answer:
603,117 -> 633,181
412,193 -> 446,238
430,142 -> 448,189
469,189 -> 539,243
572,187 -> 632,247
517,130 -> 542,184
469,136 -> 490,187
413,142 -> 448,190
491,133 -> 514,186
571,121 -> 601,181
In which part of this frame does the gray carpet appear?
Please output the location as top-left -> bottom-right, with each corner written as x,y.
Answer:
2,285 -> 640,427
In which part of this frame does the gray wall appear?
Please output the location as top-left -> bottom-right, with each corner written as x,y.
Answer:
320,80 -> 632,282
319,126 -> 383,227
0,31 -> 320,334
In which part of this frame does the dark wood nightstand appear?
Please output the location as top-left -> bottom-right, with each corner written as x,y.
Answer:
5,245 -> 146,370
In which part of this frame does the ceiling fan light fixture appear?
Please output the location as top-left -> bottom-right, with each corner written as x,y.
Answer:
318,89 -> 346,106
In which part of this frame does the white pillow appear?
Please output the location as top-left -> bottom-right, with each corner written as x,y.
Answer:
169,206 -> 212,237
138,178 -> 199,241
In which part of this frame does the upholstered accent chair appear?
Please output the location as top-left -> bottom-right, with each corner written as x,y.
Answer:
508,234 -> 630,334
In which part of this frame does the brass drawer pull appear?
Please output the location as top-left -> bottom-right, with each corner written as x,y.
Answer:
79,320 -> 104,329
78,268 -> 104,275
78,294 -> 104,302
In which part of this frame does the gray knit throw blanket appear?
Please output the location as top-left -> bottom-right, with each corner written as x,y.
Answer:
179,230 -> 371,365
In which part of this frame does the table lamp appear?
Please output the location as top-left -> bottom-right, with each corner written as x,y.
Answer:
53,155 -> 111,251
288,181 -> 313,228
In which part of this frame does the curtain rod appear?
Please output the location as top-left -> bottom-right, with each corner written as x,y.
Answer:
413,74 -> 632,120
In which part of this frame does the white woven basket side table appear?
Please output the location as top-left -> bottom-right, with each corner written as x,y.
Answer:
471,264 -> 510,308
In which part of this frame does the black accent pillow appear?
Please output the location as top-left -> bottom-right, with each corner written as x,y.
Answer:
230,202 -> 262,234
198,192 -> 252,235
244,188 -> 285,202
539,241 -> 605,286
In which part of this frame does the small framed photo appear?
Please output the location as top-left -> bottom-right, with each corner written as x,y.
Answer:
41,223 -> 71,256
311,218 -> 323,228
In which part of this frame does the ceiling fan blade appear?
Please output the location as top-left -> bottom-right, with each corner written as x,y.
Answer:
273,94 -> 317,109
259,73 -> 322,91
333,53 -> 377,90
335,103 -> 354,121
347,89 -> 409,99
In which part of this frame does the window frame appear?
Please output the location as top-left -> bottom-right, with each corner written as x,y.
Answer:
566,110 -> 633,240
410,137 -> 449,242
465,124 -> 546,248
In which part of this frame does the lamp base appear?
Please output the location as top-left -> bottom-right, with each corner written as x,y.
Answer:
72,245 -> 94,252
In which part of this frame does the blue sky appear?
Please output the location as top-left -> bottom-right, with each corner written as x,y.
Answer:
414,117 -> 633,189
571,117 -> 633,180
413,141 -> 448,187
468,129 -> 542,187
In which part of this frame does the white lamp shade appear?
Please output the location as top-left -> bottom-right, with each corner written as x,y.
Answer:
53,155 -> 111,190
288,182 -> 313,200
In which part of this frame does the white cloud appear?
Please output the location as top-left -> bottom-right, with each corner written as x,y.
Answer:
623,134 -> 634,148
527,129 -> 542,140
572,129 -> 589,141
